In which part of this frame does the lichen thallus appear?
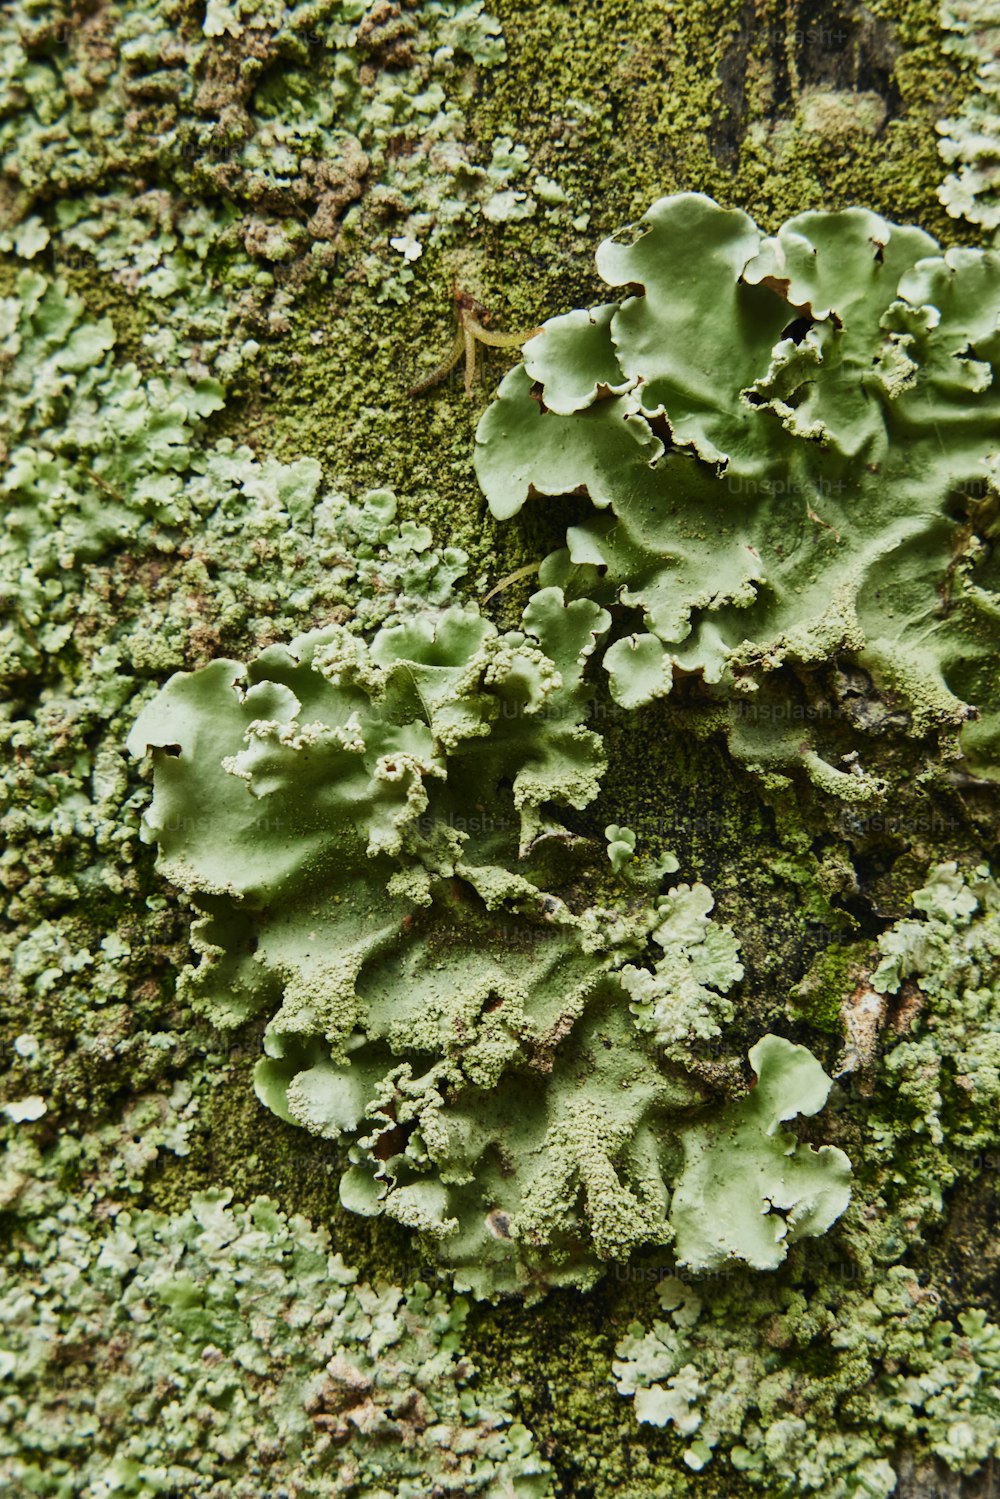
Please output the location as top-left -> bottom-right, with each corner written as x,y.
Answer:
408,285 -> 541,397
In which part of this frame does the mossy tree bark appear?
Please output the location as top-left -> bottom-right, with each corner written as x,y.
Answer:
1,1 -> 996,1496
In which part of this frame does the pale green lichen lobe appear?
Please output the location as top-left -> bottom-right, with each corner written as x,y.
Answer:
669,1034 -> 851,1272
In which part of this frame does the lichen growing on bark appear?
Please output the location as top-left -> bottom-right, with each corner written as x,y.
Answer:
937,0 -> 1000,235
2,0 -> 999,1494
613,860 -> 1000,1494
126,589 -> 767,1297
613,1267 -> 1000,1493
669,1035 -> 851,1272
0,1181 -> 554,1497
475,193 -> 1000,799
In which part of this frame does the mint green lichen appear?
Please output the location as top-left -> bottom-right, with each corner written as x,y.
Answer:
613,858 -> 1000,1494
604,822 -> 638,873
0,1183 -> 553,1497
869,861 -> 1000,1156
53,192 -> 269,382
0,263 -> 470,684
937,0 -> 1000,235
840,864 -> 1000,1252
620,882 -> 744,1055
0,269 -> 223,677
613,1266 -> 1000,1494
475,193 -> 1000,797
0,0 -> 578,307
669,1035 -> 851,1272
1,0 -> 998,1492
127,588 -> 760,1296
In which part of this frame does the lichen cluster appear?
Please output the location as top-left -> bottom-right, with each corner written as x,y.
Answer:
475,193 -> 1000,800
125,193 -> 998,1325
613,862 -> 1000,1494
1,1177 -> 552,1497
613,1268 -> 1000,1494
128,585 -> 778,1296
0,0 -> 586,313
0,268 -> 224,679
938,0 -> 1000,235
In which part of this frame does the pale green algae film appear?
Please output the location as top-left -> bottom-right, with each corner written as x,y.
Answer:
2,1 -> 1000,1496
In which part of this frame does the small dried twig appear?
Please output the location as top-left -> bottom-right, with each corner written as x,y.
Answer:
408,287 -> 540,398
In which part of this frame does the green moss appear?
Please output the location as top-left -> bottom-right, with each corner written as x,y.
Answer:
791,941 -> 870,1034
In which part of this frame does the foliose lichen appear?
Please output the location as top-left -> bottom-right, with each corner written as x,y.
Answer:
474,192 -> 1000,799
0,250 -> 476,685
0,1181 -> 553,1497
669,1034 -> 851,1273
127,585 -> 801,1297
613,860 -> 1000,1495
937,0 -> 1000,235
0,0 -> 582,307
869,859 -> 1000,1159
612,1267 -> 1000,1494
2,0 -> 998,1491
0,268 -> 223,678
